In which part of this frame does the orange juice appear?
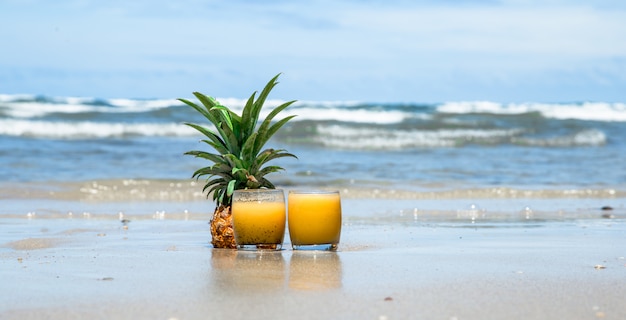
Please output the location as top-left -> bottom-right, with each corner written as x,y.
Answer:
232,190 -> 286,248
288,191 -> 341,247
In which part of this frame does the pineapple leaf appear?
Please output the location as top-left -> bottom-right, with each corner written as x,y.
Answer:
207,181 -> 228,200
199,139 -> 229,155
251,149 -> 297,173
231,167 -> 249,178
223,154 -> 248,182
189,94 -> 238,153
223,153 -> 244,169
254,101 -> 296,153
187,94 -> 226,130
265,100 -> 297,123
218,108 -> 234,132
259,177 -> 276,189
226,180 -> 236,197
191,167 -> 216,180
182,73 -> 297,206
185,123 -> 228,153
184,150 -> 227,165
210,105 -> 238,132
257,165 -> 285,178
192,165 -> 233,181
179,98 -> 215,124
240,132 -> 258,166
254,74 -> 281,116
241,93 -> 258,140
191,93 -> 220,114
184,122 -> 227,152
255,114 -> 297,155
266,114 -> 297,138
241,74 -> 280,140
219,122 -> 241,156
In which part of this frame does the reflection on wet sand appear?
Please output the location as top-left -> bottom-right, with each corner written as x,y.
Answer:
211,249 -> 286,293
288,251 -> 342,291
210,249 -> 343,292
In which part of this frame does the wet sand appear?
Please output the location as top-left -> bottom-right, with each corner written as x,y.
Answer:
1,185 -> 625,319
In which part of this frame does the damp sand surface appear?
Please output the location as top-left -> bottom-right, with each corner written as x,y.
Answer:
1,187 -> 626,319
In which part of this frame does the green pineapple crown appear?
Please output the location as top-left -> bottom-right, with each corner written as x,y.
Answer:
180,73 -> 297,206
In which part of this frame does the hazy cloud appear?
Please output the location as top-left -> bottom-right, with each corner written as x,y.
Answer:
1,0 -> 625,102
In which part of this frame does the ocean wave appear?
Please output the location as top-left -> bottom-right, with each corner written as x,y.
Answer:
0,94 -> 377,123
0,119 -> 195,139
0,94 -> 623,147
512,129 -> 607,147
438,101 -> 626,122
283,107 -> 409,124
302,125 -> 608,150
0,94 -> 414,125
0,118 -> 610,148
0,95 -> 183,118
3,93 -> 626,123
311,125 -> 525,149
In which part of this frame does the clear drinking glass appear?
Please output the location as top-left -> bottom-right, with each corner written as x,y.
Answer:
287,190 -> 342,250
232,189 -> 286,250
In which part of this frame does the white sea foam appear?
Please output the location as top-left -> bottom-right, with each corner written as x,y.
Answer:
0,119 -> 196,139
2,102 -> 103,118
4,93 -> 625,123
211,98 -> 361,110
314,125 -> 524,149
204,99 -> 395,123
0,97 -> 184,118
438,101 -> 626,122
0,94 -> 37,102
0,94 -> 371,122
107,98 -> 183,111
283,107 -> 407,124
512,129 -> 607,147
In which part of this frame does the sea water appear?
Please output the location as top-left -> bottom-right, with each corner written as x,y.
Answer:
1,94 -> 625,219
1,94 -> 624,189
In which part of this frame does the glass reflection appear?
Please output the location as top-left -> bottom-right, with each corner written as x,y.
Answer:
210,249 -> 286,293
288,251 -> 342,291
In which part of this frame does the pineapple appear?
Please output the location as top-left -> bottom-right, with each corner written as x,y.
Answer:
181,74 -> 297,249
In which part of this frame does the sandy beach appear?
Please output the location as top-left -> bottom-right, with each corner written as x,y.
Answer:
1,182 -> 625,320
3,1 -> 626,318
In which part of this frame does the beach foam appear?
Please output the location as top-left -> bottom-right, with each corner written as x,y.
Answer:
438,101 -> 626,122
314,125 -> 525,149
0,119 -> 196,139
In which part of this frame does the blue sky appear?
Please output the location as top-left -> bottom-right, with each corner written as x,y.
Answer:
1,0 -> 625,103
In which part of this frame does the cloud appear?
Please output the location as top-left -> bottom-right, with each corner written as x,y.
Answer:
1,0 -> 625,102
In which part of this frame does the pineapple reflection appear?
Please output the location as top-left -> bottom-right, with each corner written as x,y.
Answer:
211,249 -> 286,293
288,251 -> 342,291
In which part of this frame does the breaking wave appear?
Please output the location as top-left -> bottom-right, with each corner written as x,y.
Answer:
438,101 -> 626,122
0,94 -> 621,150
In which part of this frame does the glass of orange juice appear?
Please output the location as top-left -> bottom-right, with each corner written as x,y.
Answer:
232,189 -> 286,250
288,190 -> 342,251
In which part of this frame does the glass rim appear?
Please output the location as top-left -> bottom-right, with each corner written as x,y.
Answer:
288,190 -> 339,194
232,188 -> 284,193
